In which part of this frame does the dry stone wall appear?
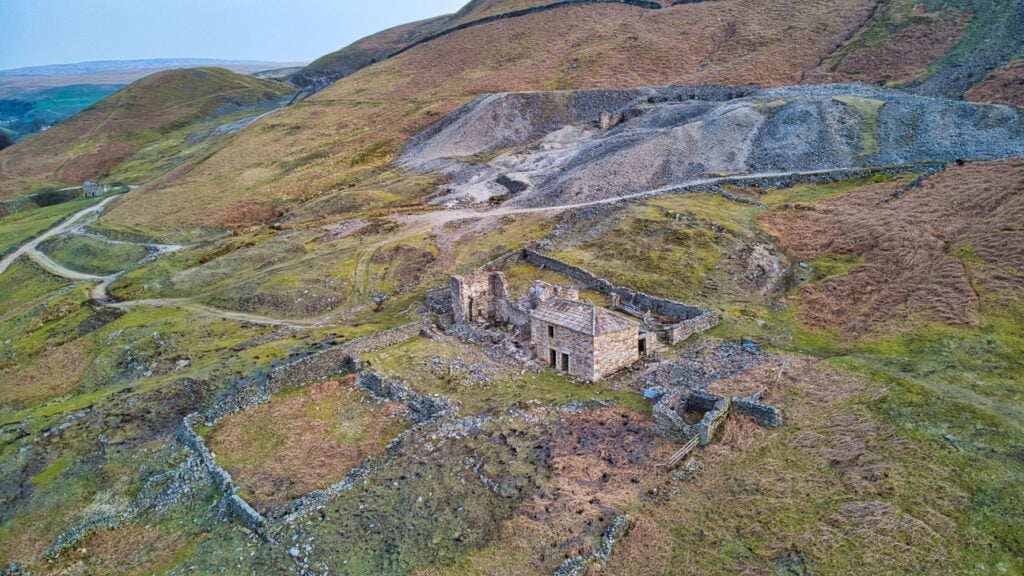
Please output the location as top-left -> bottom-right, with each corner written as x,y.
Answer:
178,414 -> 268,535
522,248 -> 710,323
732,397 -> 783,428
170,319 -> 431,538
552,514 -> 632,576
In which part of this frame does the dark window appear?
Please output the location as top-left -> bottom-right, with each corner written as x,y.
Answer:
639,338 -> 647,355
561,353 -> 570,372
548,325 -> 555,338
550,349 -> 557,369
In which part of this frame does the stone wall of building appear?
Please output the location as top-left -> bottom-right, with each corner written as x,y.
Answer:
530,318 -> 596,381
451,271 -> 492,323
593,327 -> 640,380
651,389 -> 731,445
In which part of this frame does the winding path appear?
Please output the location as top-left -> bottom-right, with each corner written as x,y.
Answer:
0,195 -> 118,277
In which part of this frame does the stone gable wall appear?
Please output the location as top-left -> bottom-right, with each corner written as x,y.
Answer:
450,271 -> 492,323
593,327 -> 640,380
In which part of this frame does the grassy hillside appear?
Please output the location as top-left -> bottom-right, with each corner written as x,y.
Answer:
288,0 -> 673,91
102,0 -> 882,238
0,67 -> 294,198
806,0 -> 1024,97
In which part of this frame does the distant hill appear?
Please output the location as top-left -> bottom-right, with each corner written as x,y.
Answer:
0,59 -> 304,79
0,67 -> 295,198
0,59 -> 306,143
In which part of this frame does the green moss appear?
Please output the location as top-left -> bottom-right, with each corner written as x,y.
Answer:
833,96 -> 884,157
30,454 -> 75,488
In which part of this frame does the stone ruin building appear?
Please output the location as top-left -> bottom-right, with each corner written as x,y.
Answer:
531,297 -> 658,381
434,248 -> 722,382
447,269 -> 656,382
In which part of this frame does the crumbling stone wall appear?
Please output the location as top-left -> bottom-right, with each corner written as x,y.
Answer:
178,414 -> 268,535
451,271 -> 494,323
425,286 -> 452,316
356,371 -> 452,423
664,309 -> 721,344
522,248 -> 710,325
651,389 -> 731,445
732,397 -> 783,427
267,319 -> 428,391
552,514 -> 632,576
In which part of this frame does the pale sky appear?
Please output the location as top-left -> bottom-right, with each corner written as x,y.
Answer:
0,0 -> 469,70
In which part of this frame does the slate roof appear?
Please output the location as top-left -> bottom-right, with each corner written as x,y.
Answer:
530,298 -> 638,336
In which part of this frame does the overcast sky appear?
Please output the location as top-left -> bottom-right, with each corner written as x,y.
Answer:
0,0 -> 469,70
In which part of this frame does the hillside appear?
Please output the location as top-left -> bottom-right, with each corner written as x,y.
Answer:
0,67 -> 294,198
0,60 -> 305,143
0,0 -> 1022,574
102,0 -> 884,236
97,0 -> 1023,238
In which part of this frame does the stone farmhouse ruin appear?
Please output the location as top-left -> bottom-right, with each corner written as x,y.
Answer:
435,248 -> 718,381
531,297 -> 658,381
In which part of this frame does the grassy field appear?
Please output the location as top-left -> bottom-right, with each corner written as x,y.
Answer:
205,378 -> 412,512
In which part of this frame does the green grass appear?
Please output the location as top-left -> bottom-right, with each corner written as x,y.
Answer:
833,96 -> 884,157
0,196 -> 101,256
29,454 -> 75,488
30,85 -> 121,119
37,234 -> 149,276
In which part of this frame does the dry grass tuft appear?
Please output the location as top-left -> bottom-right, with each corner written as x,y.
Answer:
0,340 -> 91,408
